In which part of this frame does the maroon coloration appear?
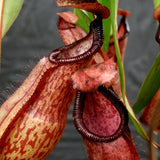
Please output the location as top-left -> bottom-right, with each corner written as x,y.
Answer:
71,58 -> 117,92
154,6 -> 160,20
73,85 -> 128,142
155,19 -> 160,44
110,16 -> 130,46
57,12 -> 87,45
56,0 -> 110,19
83,127 -> 140,160
118,9 -> 130,18
106,16 -> 130,64
49,15 -> 103,64
119,16 -> 130,40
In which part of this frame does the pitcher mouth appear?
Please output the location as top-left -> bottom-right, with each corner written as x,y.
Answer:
49,12 -> 130,64
73,85 -> 128,142
49,15 -> 103,64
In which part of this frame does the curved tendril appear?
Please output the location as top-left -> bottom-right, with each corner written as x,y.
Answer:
73,85 -> 128,142
49,15 -> 103,64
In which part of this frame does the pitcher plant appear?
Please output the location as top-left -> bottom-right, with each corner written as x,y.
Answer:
0,0 -> 160,160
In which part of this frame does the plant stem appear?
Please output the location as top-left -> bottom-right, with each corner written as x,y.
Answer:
110,0 -> 126,101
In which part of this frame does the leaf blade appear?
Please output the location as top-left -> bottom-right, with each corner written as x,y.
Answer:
153,0 -> 160,8
97,0 -> 112,52
1,0 -> 24,39
74,8 -> 92,34
125,96 -> 149,141
110,0 -> 149,141
133,53 -> 160,114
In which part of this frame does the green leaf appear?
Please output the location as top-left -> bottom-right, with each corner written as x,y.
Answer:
110,0 -> 125,101
74,0 -> 112,52
153,0 -> 160,8
102,17 -> 112,52
97,0 -> 112,52
110,0 -> 149,141
74,8 -> 92,34
0,0 -> 5,70
112,27 -> 126,100
125,96 -> 149,141
84,10 -> 94,21
1,0 -> 24,39
133,53 -> 160,114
